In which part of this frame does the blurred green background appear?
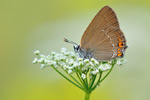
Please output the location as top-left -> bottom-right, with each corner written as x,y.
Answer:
0,0 -> 150,100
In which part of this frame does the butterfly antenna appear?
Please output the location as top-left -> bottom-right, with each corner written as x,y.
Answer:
64,38 -> 78,45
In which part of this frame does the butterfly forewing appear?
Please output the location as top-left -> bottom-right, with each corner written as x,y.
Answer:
80,6 -> 119,48
80,6 -> 127,60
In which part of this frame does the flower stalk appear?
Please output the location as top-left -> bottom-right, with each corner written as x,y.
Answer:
85,92 -> 91,100
32,48 -> 127,100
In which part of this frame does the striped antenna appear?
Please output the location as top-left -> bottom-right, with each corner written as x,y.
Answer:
64,38 -> 78,45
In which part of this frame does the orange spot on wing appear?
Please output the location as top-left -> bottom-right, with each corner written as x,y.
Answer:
118,48 -> 121,51
118,50 -> 121,54
118,53 -> 122,56
117,48 -> 122,56
118,38 -> 122,41
119,42 -> 123,47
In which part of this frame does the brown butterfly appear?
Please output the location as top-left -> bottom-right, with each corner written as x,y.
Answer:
64,6 -> 127,61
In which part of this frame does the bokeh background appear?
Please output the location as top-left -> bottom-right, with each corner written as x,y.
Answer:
0,0 -> 150,100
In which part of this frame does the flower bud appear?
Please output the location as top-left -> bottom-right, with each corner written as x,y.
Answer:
34,50 -> 40,55
81,73 -> 86,79
32,58 -> 38,64
68,70 -> 72,74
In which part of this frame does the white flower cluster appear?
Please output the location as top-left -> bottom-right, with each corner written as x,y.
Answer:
32,48 -> 127,79
116,59 -> 128,66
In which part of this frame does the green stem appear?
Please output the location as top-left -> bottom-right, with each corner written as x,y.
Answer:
85,92 -> 91,100
91,71 -> 102,91
85,73 -> 89,89
61,67 -> 82,87
89,74 -> 97,89
100,64 -> 114,83
76,71 -> 86,90
68,73 -> 83,87
52,66 -> 84,90
77,68 -> 88,90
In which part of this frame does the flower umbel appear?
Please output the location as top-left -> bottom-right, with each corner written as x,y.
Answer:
32,48 -> 127,100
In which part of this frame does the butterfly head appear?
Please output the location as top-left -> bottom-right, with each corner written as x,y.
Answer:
73,45 -> 80,53
64,38 -> 79,52
64,38 -> 94,59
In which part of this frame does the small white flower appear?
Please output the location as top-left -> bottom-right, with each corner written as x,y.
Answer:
82,67 -> 88,71
68,66 -> 74,70
46,55 -> 52,59
38,58 -> 44,63
79,61 -> 84,66
55,57 -> 61,61
40,54 -> 45,58
98,64 -> 105,71
84,59 -> 89,63
94,60 -> 99,65
65,59 -> 69,63
51,52 -> 56,55
32,58 -> 38,64
73,62 -> 79,68
52,61 -> 56,65
63,65 -> 69,70
61,48 -> 67,53
81,73 -> 86,79
55,54 -> 67,61
105,64 -> 111,70
44,59 -> 50,64
117,59 -> 127,66
116,60 -> 121,65
63,51 -> 71,56
68,59 -> 75,65
54,64 -> 58,68
59,62 -> 65,67
89,61 -> 94,67
40,64 -> 46,69
54,53 -> 61,58
68,70 -> 72,74
59,53 -> 64,57
47,60 -> 56,66
69,52 -> 76,57
34,50 -> 40,55
78,58 -> 83,61
91,69 -> 99,75
85,63 -> 90,67
98,63 -> 111,71
91,58 -> 95,62
61,56 -> 67,60
91,58 -> 99,65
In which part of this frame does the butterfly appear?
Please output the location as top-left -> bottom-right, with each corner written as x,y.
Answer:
64,6 -> 127,61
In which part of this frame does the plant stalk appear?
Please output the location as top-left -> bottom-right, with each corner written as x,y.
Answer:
52,66 -> 84,90
85,92 -> 91,100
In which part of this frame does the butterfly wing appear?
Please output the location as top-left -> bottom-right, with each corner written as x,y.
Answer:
91,27 -> 127,60
80,6 -> 127,60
